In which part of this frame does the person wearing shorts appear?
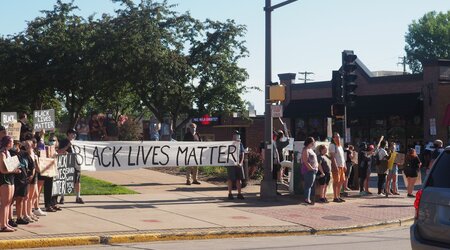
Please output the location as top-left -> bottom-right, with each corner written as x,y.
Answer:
227,131 -> 245,200
316,144 -> 331,203
329,133 -> 346,203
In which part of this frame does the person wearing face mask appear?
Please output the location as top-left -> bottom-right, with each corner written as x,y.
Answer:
184,123 -> 201,185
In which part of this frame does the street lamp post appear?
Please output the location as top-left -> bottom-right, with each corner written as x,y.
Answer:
260,0 -> 298,200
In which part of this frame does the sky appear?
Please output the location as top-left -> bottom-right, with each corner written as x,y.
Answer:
1,0 -> 449,114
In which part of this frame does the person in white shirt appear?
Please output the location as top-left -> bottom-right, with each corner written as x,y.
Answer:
329,133 -> 346,203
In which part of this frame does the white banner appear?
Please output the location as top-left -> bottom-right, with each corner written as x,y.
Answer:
72,140 -> 241,171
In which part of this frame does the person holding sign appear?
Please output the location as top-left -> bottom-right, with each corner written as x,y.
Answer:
227,131 -> 245,200
0,136 -> 21,232
18,113 -> 32,142
58,128 -> 84,204
184,123 -> 201,185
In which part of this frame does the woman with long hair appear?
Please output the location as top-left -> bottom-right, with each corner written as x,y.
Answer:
302,137 -> 318,205
0,136 -> 21,232
404,148 -> 422,197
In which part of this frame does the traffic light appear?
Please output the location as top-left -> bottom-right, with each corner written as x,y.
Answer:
331,70 -> 344,104
342,50 -> 358,106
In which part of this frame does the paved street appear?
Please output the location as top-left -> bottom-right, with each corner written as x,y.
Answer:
0,168 -> 415,249
22,225 -> 412,250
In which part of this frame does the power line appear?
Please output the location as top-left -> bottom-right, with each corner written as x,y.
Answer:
397,56 -> 408,74
298,71 -> 314,83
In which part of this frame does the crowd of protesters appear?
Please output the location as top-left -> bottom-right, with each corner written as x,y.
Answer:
294,132 -> 446,205
0,110 -> 121,233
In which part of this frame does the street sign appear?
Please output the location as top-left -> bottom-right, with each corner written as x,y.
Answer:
271,105 -> 283,118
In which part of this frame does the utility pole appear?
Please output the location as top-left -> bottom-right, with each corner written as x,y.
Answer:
397,56 -> 407,75
261,0 -> 298,201
298,71 -> 314,83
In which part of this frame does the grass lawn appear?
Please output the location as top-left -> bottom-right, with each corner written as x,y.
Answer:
78,175 -> 139,195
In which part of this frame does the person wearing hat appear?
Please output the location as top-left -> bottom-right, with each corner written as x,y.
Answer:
57,128 -> 84,204
428,139 -> 444,173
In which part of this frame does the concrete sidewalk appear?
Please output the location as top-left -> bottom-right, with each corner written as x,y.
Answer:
0,169 -> 415,249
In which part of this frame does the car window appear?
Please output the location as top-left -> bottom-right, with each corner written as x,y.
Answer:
426,151 -> 450,188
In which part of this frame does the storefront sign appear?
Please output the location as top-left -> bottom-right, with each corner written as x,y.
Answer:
192,115 -> 220,126
429,118 -> 437,135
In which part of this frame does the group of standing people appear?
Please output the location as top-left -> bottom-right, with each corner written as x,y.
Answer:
0,112 -> 85,233
300,132 -> 442,205
77,111 -> 119,141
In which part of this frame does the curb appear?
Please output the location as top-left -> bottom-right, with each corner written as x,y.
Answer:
0,236 -> 100,249
3,218 -> 414,249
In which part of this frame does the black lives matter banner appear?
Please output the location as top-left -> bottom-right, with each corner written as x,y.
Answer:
52,154 -> 76,196
72,141 -> 241,171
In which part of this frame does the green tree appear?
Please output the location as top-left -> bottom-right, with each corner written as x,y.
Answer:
405,10 -> 450,73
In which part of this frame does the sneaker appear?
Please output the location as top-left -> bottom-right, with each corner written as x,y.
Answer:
76,197 -> 85,204
45,207 -> 57,212
237,193 -> 244,200
192,181 -> 201,185
8,219 -> 18,227
339,198 -> 346,202
33,208 -> 47,216
228,193 -> 234,200
407,194 -> 415,198
31,215 -> 39,221
333,198 -> 342,203
16,218 -> 29,225
186,180 -> 191,185
59,197 -> 65,204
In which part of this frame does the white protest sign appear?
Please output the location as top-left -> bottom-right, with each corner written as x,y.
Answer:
3,155 -> 20,172
1,112 -> 17,127
34,109 -> 55,131
72,140 -> 241,171
6,122 -> 22,141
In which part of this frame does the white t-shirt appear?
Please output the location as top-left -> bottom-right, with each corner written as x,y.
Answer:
378,148 -> 388,160
329,143 -> 345,168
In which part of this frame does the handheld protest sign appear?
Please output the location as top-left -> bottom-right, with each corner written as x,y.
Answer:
34,109 -> 55,131
1,112 -> 17,127
3,155 -> 20,172
6,122 -> 21,141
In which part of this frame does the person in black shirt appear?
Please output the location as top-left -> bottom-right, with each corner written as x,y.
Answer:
18,113 -> 32,142
58,129 -> 84,204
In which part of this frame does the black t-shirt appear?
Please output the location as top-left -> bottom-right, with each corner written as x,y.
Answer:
58,138 -> 73,153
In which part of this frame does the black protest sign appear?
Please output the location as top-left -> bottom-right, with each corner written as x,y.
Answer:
52,153 -> 76,196
34,109 -> 55,131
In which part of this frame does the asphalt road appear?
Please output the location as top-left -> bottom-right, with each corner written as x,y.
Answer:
24,225 -> 411,250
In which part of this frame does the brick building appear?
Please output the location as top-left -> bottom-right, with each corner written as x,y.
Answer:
281,58 -> 450,152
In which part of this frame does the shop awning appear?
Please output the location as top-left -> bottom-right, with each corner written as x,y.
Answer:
283,93 -> 422,118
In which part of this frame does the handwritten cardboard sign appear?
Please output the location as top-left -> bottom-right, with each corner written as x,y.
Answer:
6,122 -> 22,141
33,109 -> 55,131
3,155 -> 20,172
1,112 -> 17,127
38,157 -> 57,177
